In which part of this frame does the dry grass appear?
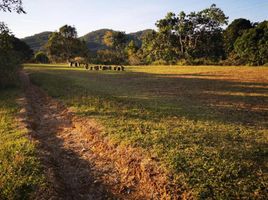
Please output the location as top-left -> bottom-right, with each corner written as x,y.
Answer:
25,64 -> 268,199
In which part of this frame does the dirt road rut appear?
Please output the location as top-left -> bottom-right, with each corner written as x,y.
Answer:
20,71 -> 187,200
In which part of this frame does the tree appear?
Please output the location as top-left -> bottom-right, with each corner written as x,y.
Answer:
185,4 -> 228,61
224,18 -> 253,55
103,31 -> 127,50
234,21 -> 268,66
46,25 -> 88,62
11,37 -> 33,62
0,0 -> 25,13
0,1 -> 25,88
59,25 -> 77,38
34,51 -> 49,63
126,40 -> 142,65
152,4 -> 228,63
126,40 -> 138,55
101,31 -> 128,64
0,22 -> 21,88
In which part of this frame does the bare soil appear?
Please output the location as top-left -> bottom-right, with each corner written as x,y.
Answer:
19,71 -> 189,200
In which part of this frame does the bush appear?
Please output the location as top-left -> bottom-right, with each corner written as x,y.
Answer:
220,51 -> 245,66
152,59 -> 169,65
34,51 -> 49,63
128,55 -> 143,65
0,22 -> 22,89
176,59 -> 188,66
187,58 -> 219,65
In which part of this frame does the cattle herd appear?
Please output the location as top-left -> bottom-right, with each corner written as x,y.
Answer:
69,62 -> 125,71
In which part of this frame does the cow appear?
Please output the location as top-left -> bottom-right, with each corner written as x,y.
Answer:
69,62 -> 74,67
102,66 -> 109,70
94,66 -> 100,70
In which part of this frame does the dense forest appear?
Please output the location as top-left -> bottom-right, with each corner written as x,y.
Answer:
1,3 -> 268,87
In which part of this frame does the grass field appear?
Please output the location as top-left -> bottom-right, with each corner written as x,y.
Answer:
25,64 -> 268,199
0,88 -> 43,199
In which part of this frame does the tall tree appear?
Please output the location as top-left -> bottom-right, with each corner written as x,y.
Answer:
153,4 -> 228,63
0,22 -> 21,87
224,18 -> 253,55
11,37 -> 33,61
103,31 -> 127,50
234,21 -> 268,66
59,25 -> 78,38
46,25 -> 88,62
101,31 -> 128,64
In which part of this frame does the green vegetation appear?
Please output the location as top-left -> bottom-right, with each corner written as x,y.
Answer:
25,64 -> 268,199
34,51 -> 49,63
23,29 -> 153,53
234,21 -> 268,66
45,25 -> 88,63
0,88 -> 43,199
0,1 -> 32,88
21,5 -> 268,66
22,31 -> 52,52
0,22 -> 21,88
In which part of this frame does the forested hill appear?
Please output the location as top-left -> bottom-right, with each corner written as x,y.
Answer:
79,29 -> 113,51
22,29 -> 154,52
22,31 -> 52,52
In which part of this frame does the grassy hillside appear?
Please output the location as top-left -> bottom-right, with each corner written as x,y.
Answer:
0,88 -> 43,199
25,64 -> 268,199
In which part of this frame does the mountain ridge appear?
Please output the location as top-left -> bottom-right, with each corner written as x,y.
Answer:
22,29 -> 154,52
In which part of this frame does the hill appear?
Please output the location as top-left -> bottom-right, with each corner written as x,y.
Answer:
80,29 -> 154,51
22,31 -> 52,52
128,29 -> 154,47
79,29 -> 113,51
22,29 -> 154,52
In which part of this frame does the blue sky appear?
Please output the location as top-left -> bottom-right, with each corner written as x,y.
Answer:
0,0 -> 267,38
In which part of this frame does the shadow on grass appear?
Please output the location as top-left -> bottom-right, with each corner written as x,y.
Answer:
29,69 -> 268,128
27,68 -> 268,198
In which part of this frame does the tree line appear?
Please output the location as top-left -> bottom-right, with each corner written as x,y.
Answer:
41,4 -> 267,66
1,2 -> 268,87
0,22 -> 33,88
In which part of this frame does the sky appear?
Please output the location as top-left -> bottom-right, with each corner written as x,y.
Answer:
0,0 -> 267,38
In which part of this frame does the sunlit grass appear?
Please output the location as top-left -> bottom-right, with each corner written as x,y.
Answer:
0,88 -> 43,199
25,64 -> 268,199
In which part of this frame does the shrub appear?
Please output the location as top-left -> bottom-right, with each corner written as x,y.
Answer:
0,22 -> 21,89
34,51 -> 49,63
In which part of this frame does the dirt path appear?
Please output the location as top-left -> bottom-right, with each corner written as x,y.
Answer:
19,71 -> 188,200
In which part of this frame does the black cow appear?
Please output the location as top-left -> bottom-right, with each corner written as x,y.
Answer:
94,66 -> 99,70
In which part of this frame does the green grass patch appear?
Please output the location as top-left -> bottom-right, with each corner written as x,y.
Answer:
0,88 -> 43,200
25,64 -> 268,199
